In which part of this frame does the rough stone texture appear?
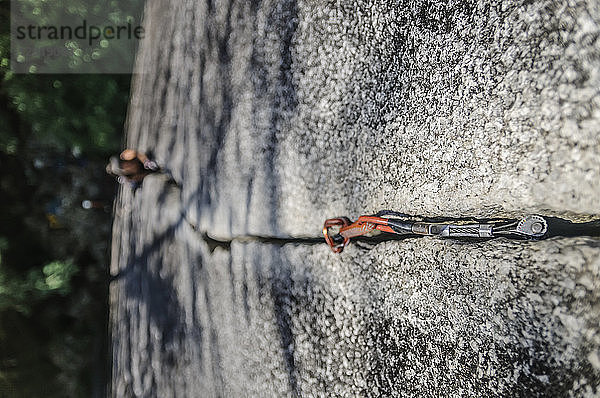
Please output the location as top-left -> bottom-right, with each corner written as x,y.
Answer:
111,0 -> 600,396
127,0 -> 600,238
111,180 -> 600,396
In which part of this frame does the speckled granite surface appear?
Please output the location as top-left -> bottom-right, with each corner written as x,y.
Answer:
111,0 -> 600,396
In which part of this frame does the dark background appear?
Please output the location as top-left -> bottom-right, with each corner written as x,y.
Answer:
0,1 -> 134,396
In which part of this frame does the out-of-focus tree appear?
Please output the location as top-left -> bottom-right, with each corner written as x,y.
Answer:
0,0 -> 140,396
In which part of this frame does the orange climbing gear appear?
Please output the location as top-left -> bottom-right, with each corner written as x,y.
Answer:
323,211 -> 548,253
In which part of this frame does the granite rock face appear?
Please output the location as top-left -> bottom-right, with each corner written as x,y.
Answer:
111,0 -> 600,396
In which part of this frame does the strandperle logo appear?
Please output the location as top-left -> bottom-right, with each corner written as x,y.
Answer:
11,0 -> 145,74
15,20 -> 145,46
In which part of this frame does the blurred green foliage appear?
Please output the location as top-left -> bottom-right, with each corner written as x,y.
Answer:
0,0 -> 139,396
0,260 -> 77,314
